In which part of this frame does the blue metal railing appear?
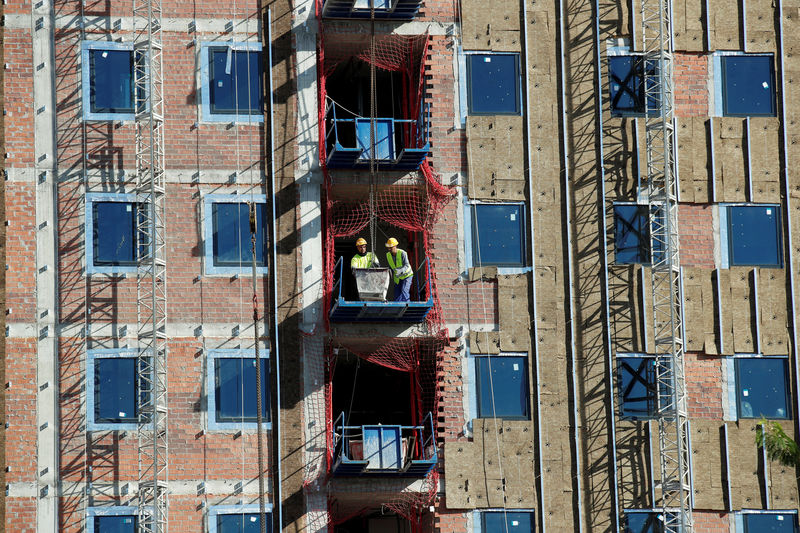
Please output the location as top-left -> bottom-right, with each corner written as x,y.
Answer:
332,255 -> 432,304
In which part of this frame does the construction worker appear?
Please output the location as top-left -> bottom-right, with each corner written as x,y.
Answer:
385,237 -> 413,302
351,237 -> 379,272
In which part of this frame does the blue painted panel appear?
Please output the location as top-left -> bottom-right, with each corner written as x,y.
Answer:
736,358 -> 789,419
728,205 -> 782,267
362,426 -> 401,470
722,55 -> 776,116
356,118 -> 394,160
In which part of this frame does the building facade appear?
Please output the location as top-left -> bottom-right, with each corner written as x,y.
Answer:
3,0 -> 800,531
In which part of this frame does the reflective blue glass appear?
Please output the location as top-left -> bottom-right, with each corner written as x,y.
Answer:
481,511 -> 534,532
722,55 -> 776,116
356,118 -> 395,160
618,357 -> 657,419
210,49 -> 263,115
217,513 -> 270,533
471,204 -> 525,267
614,205 -> 650,264
744,513 -> 798,533
95,515 -> 137,533
608,56 -> 659,116
93,202 -> 138,266
215,358 -> 270,423
90,50 -> 134,114
728,205 -> 782,267
467,54 -> 520,114
212,203 -> 267,267
624,512 -> 660,533
476,356 -> 529,419
95,358 -> 137,423
736,358 -> 789,419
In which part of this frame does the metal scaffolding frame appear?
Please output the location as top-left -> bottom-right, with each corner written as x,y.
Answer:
133,0 -> 168,530
641,0 -> 693,528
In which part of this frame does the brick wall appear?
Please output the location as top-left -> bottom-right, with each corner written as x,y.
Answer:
436,341 -> 467,444
674,52 -> 709,118
685,352 -> 724,419
693,510 -> 730,533
679,203 -> 715,268
433,497 -> 469,533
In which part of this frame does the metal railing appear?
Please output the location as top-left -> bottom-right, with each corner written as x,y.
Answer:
332,255 -> 432,303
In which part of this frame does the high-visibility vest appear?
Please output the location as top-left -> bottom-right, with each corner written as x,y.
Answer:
386,250 -> 413,284
351,252 -> 377,269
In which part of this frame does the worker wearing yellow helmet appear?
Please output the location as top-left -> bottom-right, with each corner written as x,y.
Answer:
351,237 -> 380,273
385,237 -> 413,302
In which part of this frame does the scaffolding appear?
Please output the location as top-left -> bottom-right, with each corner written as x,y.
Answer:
641,0 -> 693,527
133,0 -> 168,530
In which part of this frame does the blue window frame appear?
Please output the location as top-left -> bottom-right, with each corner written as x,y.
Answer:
466,53 -> 521,115
735,357 -> 789,419
475,355 -> 530,420
726,205 -> 782,267
87,507 -> 139,533
608,55 -> 659,116
86,193 -> 146,275
470,203 -> 525,267
741,511 -> 798,533
721,55 -> 776,117
209,505 -> 272,533
87,350 -> 148,431
203,194 -> 268,275
623,511 -> 661,533
81,41 -> 144,121
617,356 -> 658,419
479,510 -> 535,532
614,205 -> 650,264
200,42 -> 264,123
207,350 -> 271,430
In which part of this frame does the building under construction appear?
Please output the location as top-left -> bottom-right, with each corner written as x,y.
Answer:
1,0 -> 800,531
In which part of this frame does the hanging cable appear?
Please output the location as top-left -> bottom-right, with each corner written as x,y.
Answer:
369,2 -> 377,256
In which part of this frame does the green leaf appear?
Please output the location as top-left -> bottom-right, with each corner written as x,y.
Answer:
755,417 -> 800,468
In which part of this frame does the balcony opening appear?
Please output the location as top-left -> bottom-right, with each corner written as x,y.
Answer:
320,0 -> 424,20
321,33 -> 430,170
330,348 -> 437,476
333,511 -> 412,533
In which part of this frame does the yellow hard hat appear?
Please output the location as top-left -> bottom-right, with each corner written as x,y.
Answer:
355,238 -> 367,246
385,237 -> 399,247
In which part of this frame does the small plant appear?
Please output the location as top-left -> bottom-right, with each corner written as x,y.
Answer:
755,417 -> 800,468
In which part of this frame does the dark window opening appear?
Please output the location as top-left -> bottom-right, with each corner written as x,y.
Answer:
93,201 -> 144,266
216,512 -> 272,533
211,202 -> 267,267
614,205 -> 651,264
743,513 -> 798,533
94,515 -> 138,533
214,357 -> 270,423
333,511 -> 412,533
727,205 -> 782,267
332,353 -> 413,427
736,358 -> 789,419
470,203 -> 526,267
90,49 -> 135,114
466,53 -> 521,115
623,512 -> 661,533
617,357 -> 657,419
209,47 -> 263,115
481,511 -> 535,532
608,55 -> 660,116
476,356 -> 530,420
94,358 -> 140,423
721,55 -> 776,117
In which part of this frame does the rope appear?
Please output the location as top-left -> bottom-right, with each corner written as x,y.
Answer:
369,3 -> 377,255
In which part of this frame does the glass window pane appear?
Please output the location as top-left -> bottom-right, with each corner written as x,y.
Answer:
744,513 -> 797,533
722,56 -> 776,116
481,511 -> 534,532
624,512 -> 661,533
217,513 -> 268,533
95,515 -> 137,533
614,205 -> 650,264
215,358 -> 270,422
736,358 -> 789,419
210,49 -> 263,115
471,204 -> 525,267
467,54 -> 520,114
94,202 -> 137,266
212,203 -> 266,267
608,56 -> 659,116
618,357 -> 657,419
95,358 -> 137,422
476,356 -> 529,419
728,205 -> 782,267
90,49 -> 134,114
